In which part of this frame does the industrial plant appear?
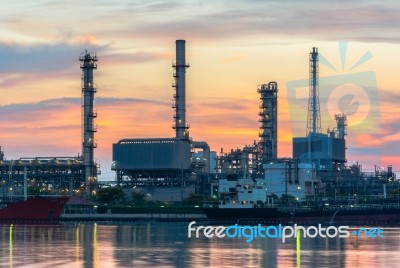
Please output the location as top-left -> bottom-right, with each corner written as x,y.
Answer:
112,40 -> 211,201
0,40 -> 397,204
0,51 -> 99,199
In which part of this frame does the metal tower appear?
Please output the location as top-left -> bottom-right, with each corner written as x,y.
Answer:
80,50 -> 98,196
172,40 -> 190,140
258,82 -> 278,164
306,47 -> 321,134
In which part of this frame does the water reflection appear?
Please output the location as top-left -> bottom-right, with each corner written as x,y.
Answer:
9,224 -> 13,268
0,223 -> 399,267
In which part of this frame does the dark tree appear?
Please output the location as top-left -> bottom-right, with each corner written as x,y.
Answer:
97,186 -> 126,205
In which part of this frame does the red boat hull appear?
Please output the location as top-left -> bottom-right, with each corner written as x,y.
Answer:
0,197 -> 69,224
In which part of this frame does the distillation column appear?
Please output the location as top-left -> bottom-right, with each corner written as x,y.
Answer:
172,40 -> 190,139
80,51 -> 98,196
335,113 -> 347,139
306,47 -> 321,135
258,82 -> 278,164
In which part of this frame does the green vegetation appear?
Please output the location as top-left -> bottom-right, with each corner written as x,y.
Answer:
97,186 -> 126,205
94,187 -> 210,214
182,193 -> 204,206
28,186 -> 52,196
131,191 -> 146,205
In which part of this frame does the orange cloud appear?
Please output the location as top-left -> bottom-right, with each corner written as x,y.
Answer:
68,33 -> 98,45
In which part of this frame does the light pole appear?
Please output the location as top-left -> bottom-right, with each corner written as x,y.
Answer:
297,186 -> 301,203
8,161 -> 13,201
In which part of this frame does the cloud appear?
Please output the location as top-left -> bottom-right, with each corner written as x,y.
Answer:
122,0 -> 400,44
0,97 -> 173,173
101,51 -> 168,65
0,96 -> 259,174
0,41 -> 106,73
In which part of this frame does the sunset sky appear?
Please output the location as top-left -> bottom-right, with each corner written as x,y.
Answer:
1,1 -> 400,179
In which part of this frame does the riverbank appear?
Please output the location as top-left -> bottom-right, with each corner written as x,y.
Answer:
60,212 -> 207,222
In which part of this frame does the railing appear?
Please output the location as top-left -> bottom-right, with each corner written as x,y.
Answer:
278,207 -> 313,213
323,203 -> 400,211
203,201 -> 220,208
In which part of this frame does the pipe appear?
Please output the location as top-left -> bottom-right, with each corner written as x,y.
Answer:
192,141 -> 210,174
23,166 -> 27,201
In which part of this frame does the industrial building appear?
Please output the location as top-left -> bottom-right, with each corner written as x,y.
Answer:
292,47 -> 346,170
261,47 -> 326,198
216,81 -> 278,180
0,51 -> 99,200
264,161 -> 317,199
219,47 -> 347,199
112,40 -> 211,201
0,41 -> 396,204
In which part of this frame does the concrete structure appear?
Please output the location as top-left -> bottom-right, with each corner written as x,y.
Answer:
293,133 -> 346,169
217,143 -> 259,179
80,50 -> 98,195
112,40 -> 211,197
111,41 -> 194,185
113,138 -> 191,173
263,162 -> 318,199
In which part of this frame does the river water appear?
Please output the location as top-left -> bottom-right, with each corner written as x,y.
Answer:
0,222 -> 399,267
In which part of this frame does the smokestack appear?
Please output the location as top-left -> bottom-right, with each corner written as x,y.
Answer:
172,40 -> 190,139
80,50 -> 98,196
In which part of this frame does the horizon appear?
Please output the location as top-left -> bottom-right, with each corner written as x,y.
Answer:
1,1 -> 400,179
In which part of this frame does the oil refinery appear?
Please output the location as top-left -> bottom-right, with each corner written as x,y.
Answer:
0,50 -> 100,199
0,40 -> 397,204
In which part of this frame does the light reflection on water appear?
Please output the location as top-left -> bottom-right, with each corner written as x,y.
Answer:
0,223 -> 399,267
